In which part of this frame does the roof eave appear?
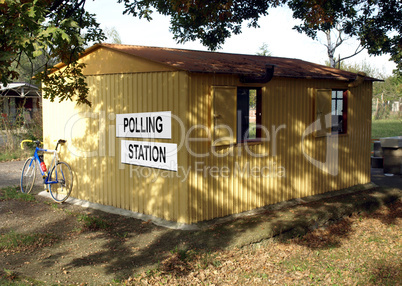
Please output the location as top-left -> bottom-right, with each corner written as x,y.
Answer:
50,43 -> 104,73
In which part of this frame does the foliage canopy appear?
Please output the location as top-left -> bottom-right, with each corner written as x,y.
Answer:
0,0 -> 105,106
1,0 -> 401,105
119,0 -> 401,72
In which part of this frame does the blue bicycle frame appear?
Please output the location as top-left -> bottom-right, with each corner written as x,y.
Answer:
32,147 -> 59,185
21,140 -> 66,187
21,139 -> 72,202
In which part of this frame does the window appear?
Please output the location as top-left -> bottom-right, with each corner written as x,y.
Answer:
237,87 -> 262,142
315,89 -> 348,137
331,90 -> 347,134
212,86 -> 262,146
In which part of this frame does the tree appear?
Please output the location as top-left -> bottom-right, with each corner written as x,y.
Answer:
118,0 -> 401,73
321,23 -> 364,68
0,0 -> 105,106
104,26 -> 122,44
341,60 -> 401,119
10,52 -> 55,83
256,43 -> 272,57
338,60 -> 381,79
118,0 -> 275,51
2,0 -> 401,106
288,0 -> 402,73
372,74 -> 401,119
374,75 -> 402,101
340,60 -> 401,100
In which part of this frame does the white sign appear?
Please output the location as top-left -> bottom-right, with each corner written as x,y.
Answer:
116,111 -> 171,139
121,140 -> 178,171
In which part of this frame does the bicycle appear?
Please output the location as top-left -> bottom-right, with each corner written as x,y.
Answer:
20,139 -> 73,203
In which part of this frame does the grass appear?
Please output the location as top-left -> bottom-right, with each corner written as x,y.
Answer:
77,213 -> 110,231
0,187 -> 35,202
0,190 -> 399,285
44,201 -> 60,210
263,204 -> 401,286
0,269 -> 44,286
117,201 -> 401,285
0,143 -> 33,163
0,149 -> 30,163
0,231 -> 38,251
0,231 -> 58,252
159,247 -> 222,274
372,118 -> 402,139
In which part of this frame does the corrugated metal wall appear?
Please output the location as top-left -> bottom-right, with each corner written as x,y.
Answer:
43,68 -> 372,224
187,74 -> 372,223
43,71 -> 190,223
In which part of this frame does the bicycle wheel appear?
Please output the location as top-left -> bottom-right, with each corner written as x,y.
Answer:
20,157 -> 36,194
49,161 -> 73,203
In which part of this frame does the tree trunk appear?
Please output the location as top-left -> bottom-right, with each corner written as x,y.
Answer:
326,30 -> 336,68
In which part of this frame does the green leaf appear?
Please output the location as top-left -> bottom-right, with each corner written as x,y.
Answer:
32,50 -> 42,57
59,30 -> 71,42
28,5 -> 36,18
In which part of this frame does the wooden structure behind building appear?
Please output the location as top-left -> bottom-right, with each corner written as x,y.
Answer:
0,82 -> 41,126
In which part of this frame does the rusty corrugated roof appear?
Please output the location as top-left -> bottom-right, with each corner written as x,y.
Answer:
85,43 -> 378,82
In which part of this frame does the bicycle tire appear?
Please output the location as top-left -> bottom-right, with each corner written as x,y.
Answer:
20,157 -> 36,194
49,161 -> 73,203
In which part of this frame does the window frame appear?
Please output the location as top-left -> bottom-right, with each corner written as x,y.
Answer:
331,89 -> 348,135
236,87 -> 262,143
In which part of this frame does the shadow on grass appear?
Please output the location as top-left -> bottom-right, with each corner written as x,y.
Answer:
57,187 -> 401,279
62,187 -> 401,281
0,186 -> 400,283
273,188 -> 401,249
369,259 -> 402,285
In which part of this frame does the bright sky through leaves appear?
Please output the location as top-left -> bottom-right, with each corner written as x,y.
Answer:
86,1 -> 397,76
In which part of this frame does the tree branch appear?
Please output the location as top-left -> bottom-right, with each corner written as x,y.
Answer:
339,45 -> 365,62
333,29 -> 344,50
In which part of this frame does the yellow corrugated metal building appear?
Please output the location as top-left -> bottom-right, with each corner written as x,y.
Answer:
43,43 -> 375,224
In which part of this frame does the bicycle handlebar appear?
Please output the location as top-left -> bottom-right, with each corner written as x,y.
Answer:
20,140 -> 42,150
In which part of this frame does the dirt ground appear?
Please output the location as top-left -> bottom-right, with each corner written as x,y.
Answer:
0,160 -> 401,284
0,185 -> 401,285
0,160 -> 26,190
0,192 -> 179,284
